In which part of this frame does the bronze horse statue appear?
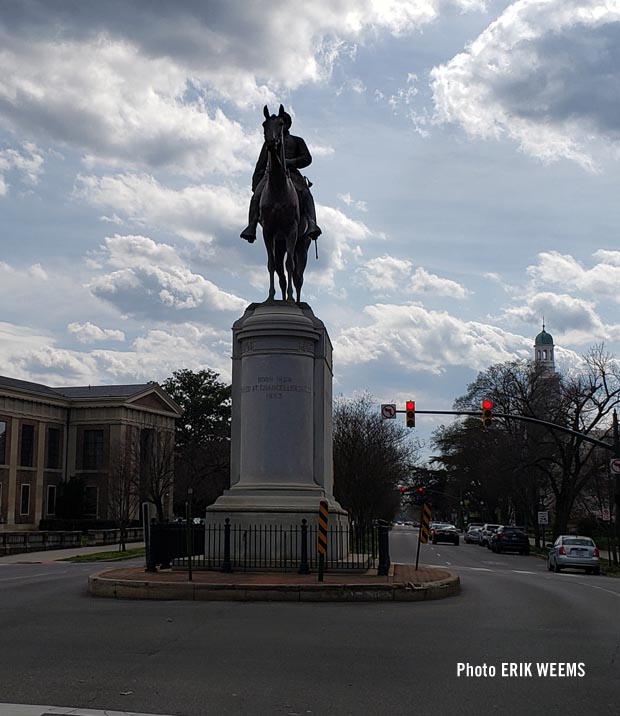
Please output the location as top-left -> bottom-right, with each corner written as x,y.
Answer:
259,105 -> 311,303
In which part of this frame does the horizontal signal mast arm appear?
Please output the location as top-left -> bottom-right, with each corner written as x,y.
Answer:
406,409 -> 614,452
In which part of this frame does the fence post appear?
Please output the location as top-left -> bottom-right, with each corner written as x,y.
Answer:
377,520 -> 390,576
145,519 -> 158,572
222,518 -> 232,573
299,519 -> 310,574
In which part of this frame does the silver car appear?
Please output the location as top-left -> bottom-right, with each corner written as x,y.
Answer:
548,535 -> 600,574
464,526 -> 482,544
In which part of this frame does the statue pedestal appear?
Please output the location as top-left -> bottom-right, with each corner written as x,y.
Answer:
206,301 -> 348,540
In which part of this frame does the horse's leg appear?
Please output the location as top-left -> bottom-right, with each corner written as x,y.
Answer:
274,239 -> 287,300
294,236 -> 311,303
264,234 -> 276,301
285,231 -> 297,302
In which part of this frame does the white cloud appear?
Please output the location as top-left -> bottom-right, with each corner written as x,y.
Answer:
88,234 -> 247,319
4,322 -> 231,386
75,172 -> 246,243
0,36 -> 255,176
335,302 -> 531,374
527,250 -> 620,302
0,142 -> 44,194
339,192 -> 368,211
431,0 -> 620,169
358,255 -> 467,297
67,322 -> 125,344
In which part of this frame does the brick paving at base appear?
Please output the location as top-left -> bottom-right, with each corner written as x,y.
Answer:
99,564 -> 451,586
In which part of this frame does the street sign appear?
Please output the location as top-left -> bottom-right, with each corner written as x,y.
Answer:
610,458 -> 620,475
538,511 -> 549,525
381,403 -> 397,419
602,507 -> 611,521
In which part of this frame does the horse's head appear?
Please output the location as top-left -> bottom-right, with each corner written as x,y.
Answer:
262,104 -> 288,152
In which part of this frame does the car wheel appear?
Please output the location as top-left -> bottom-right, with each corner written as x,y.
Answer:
553,560 -> 561,573
455,539 -> 460,546
495,546 -> 501,554
585,568 -> 592,575
593,567 -> 601,575
523,550 -> 530,556
432,538 -> 437,544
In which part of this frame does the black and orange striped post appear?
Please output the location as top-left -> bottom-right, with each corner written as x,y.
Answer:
318,500 -> 328,581
415,502 -> 432,570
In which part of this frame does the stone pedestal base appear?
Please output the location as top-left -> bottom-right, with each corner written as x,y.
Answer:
206,301 -> 348,543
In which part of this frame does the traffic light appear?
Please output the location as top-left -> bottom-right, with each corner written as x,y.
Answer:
481,399 -> 493,428
414,486 -> 425,504
406,400 -> 416,428
400,485 -> 407,495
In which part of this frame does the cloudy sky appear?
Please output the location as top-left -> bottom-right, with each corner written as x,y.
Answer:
2,0 -> 620,454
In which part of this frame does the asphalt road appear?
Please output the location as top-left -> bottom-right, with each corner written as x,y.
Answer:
1,531 -> 618,716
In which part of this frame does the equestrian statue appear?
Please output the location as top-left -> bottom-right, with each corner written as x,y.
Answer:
241,105 -> 321,303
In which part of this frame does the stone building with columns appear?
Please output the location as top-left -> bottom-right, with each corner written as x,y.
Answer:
0,376 -> 181,530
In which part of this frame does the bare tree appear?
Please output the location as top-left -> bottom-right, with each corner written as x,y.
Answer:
137,426 -> 176,522
434,345 -> 620,537
333,393 -> 421,525
107,435 -> 141,551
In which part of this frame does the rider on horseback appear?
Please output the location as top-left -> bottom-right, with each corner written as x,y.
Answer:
240,109 -> 322,244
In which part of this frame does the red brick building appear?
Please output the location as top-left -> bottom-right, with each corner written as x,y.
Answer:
0,376 -> 182,530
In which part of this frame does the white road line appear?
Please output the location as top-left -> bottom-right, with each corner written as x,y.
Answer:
0,570 -> 68,582
512,570 -> 536,575
575,582 -> 620,599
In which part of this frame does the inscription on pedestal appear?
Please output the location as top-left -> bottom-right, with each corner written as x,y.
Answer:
242,375 -> 312,401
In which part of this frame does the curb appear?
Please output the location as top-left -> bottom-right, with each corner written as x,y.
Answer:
88,571 -> 460,602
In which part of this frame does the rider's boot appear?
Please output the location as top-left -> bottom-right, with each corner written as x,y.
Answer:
305,217 -> 321,240
240,195 -> 259,242
240,221 -> 257,242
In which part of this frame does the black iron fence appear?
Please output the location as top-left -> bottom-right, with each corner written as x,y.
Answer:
146,519 -> 390,575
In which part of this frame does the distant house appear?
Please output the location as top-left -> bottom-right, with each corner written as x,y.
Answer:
0,376 -> 182,530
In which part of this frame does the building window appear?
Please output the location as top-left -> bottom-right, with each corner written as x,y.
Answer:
0,421 -> 6,464
20,484 -> 31,515
83,429 -> 104,470
20,424 -> 35,467
47,484 -> 57,515
46,427 -> 61,469
84,486 -> 98,516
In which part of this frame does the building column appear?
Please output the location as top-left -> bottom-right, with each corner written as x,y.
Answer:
34,424 -> 46,525
6,418 -> 19,526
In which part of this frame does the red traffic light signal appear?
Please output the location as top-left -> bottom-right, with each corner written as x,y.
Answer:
400,485 -> 407,494
417,486 -> 425,494
406,400 -> 415,428
481,399 -> 493,428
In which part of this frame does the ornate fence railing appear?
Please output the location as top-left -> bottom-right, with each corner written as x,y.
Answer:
146,519 -> 391,575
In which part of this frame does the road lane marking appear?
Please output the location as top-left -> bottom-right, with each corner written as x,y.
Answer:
512,570 -> 536,575
575,582 -> 620,599
0,570 -> 68,582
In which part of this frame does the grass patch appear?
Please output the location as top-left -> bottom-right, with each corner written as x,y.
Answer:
61,547 -> 145,563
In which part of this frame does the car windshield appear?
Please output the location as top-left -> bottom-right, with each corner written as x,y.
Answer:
563,538 -> 594,546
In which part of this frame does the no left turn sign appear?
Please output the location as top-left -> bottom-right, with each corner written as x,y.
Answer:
381,404 -> 397,419
610,458 -> 620,475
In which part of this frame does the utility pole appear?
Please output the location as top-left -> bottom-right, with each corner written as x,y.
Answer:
613,411 -> 619,567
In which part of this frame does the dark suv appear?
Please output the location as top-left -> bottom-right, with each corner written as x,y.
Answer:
432,524 -> 460,546
490,526 -> 530,555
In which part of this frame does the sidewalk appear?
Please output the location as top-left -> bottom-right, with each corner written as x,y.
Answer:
88,562 -> 460,602
0,542 -> 145,564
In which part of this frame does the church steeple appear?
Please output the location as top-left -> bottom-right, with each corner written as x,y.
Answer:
534,320 -> 555,371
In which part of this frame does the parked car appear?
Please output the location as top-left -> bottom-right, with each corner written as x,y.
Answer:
490,526 -> 529,555
432,524 -> 460,545
466,522 -> 484,531
479,523 -> 501,547
464,526 -> 482,544
548,535 -> 600,574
